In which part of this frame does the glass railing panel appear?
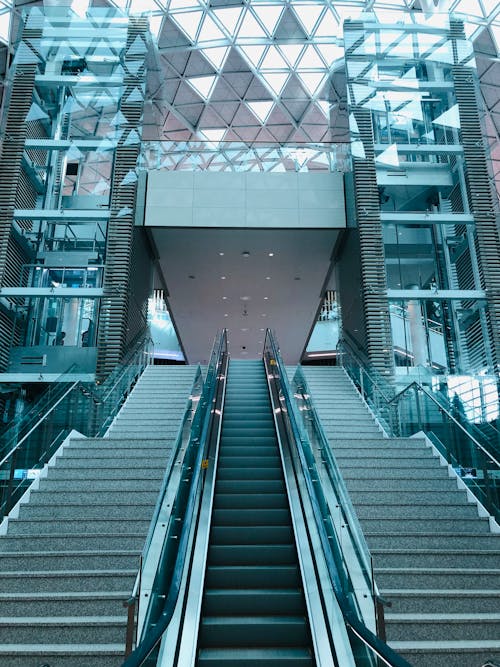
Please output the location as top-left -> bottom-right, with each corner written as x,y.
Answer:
0,332 -> 153,521
395,384 -> 500,519
337,335 -> 500,522
292,368 -> 376,628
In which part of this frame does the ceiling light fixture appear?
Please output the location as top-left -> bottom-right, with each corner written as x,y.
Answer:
265,276 -> 271,280
221,275 -> 226,280
268,252 -> 274,256
242,250 -> 250,257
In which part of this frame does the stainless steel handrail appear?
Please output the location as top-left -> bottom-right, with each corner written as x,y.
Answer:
0,380 -> 79,468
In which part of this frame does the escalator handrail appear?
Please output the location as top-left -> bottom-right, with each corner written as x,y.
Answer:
292,365 -> 374,581
121,329 -> 228,667
139,364 -> 204,564
265,330 -> 411,667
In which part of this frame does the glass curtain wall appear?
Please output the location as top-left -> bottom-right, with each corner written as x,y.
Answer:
4,7 -> 133,375
345,14 -> 494,377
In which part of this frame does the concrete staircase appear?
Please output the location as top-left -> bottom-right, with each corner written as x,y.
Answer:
0,364 -> 198,667
299,365 -> 500,667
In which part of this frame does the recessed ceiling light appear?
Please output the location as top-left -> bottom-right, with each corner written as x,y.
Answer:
219,252 -> 224,256
264,296 -> 268,300
241,327 -> 248,332
221,276 -> 226,280
242,251 -> 250,257
260,328 -> 265,331
265,276 -> 271,280
268,252 -> 274,257
261,313 -> 266,317
222,296 -> 227,300
224,313 -> 228,317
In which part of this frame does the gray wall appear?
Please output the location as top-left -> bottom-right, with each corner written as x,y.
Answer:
144,172 -> 346,229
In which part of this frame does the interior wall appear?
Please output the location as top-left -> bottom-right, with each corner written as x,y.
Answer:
335,228 -> 367,352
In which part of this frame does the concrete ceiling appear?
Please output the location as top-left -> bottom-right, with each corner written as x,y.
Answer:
151,227 -> 340,364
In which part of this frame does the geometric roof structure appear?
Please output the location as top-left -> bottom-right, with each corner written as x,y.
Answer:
2,0 -> 499,200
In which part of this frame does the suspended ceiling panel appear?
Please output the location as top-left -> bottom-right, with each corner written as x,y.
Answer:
150,227 -> 340,364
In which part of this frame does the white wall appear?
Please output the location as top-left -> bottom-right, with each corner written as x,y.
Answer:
145,171 -> 346,229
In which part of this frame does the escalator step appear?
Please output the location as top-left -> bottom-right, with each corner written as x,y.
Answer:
208,544 -> 297,566
211,509 -> 291,526
205,565 -> 301,589
215,480 -> 286,494
199,616 -> 310,648
203,588 -> 305,615
214,493 -> 288,510
197,647 -> 314,667
210,525 -> 294,545
216,469 -> 283,481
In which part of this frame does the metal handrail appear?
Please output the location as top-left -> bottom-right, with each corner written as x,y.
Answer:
340,336 -> 499,467
265,329 -> 411,667
395,381 -> 500,467
122,329 -> 228,666
293,366 -> 374,582
0,380 -> 79,468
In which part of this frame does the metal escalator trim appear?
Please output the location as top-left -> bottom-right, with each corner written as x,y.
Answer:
122,330 -> 228,667
264,330 -> 412,667
170,353 -> 229,667
266,367 -> 351,667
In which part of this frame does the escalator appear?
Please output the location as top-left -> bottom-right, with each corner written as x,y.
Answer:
123,331 -> 410,667
197,359 -> 314,666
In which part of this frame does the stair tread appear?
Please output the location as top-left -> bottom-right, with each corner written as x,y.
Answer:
386,612 -> 500,621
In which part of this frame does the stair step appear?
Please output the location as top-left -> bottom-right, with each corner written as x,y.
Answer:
350,490 -> 467,504
389,640 -> 500,667
0,551 -> 139,572
355,503 -> 480,520
6,518 -> 150,535
45,468 -> 165,481
0,533 -> 146,553
0,616 -> 127,644
372,549 -> 500,569
345,478 -> 458,491
0,644 -> 124,667
382,589 -> 500,614
361,516 -> 490,533
0,591 -> 129,617
366,533 -> 500,551
39,479 -> 161,492
18,503 -> 154,521
28,490 -> 159,505
374,568 -> 500,590
385,613 -> 500,641
0,570 -> 137,594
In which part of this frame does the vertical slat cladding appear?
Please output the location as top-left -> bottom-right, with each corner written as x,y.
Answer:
451,21 -> 500,370
0,22 -> 40,370
96,18 -> 148,379
349,108 -> 395,378
0,66 -> 36,286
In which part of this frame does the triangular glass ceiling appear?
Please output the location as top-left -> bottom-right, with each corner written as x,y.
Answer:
187,75 -> 217,99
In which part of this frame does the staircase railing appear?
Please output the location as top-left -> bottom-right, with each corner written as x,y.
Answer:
0,331 -> 153,522
264,329 -> 410,667
122,329 -> 228,666
338,336 -> 500,522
